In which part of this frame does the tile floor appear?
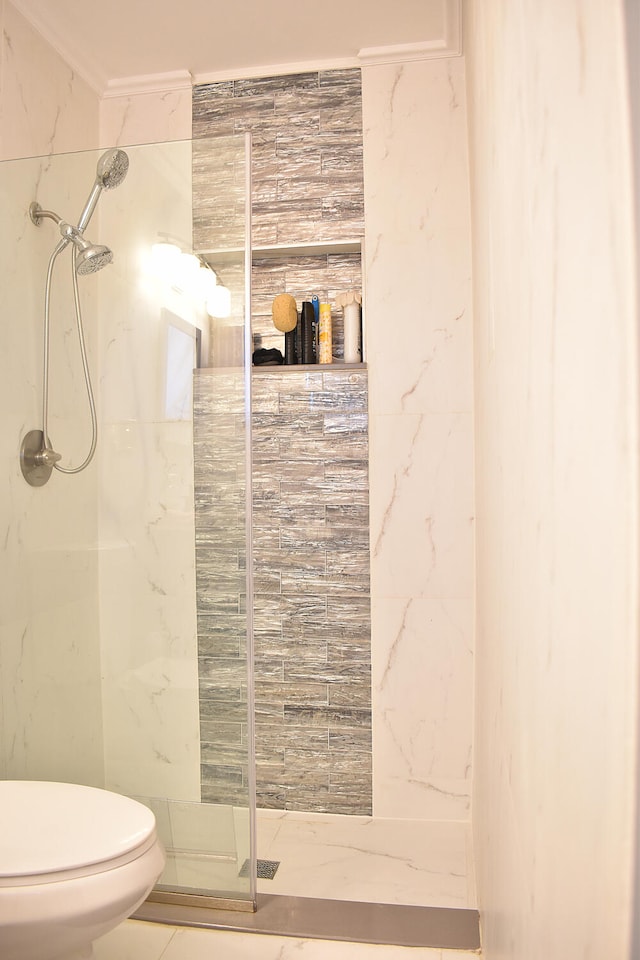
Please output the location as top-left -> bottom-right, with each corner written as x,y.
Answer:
93,812 -> 480,958
93,920 -> 480,959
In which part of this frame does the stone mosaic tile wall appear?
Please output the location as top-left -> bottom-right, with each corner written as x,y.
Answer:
193,70 -> 371,814
251,368 -> 371,814
193,369 -> 251,806
193,69 -> 364,359
193,70 -> 364,247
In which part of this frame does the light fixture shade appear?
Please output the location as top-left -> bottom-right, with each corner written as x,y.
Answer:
206,285 -> 231,318
150,242 -> 181,270
174,252 -> 200,290
196,265 -> 218,300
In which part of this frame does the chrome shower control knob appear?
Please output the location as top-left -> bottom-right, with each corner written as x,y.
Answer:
35,446 -> 62,467
20,430 -> 60,486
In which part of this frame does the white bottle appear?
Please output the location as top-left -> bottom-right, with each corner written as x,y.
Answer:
336,290 -> 362,363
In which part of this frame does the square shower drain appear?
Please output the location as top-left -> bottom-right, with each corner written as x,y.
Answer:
238,858 -> 280,880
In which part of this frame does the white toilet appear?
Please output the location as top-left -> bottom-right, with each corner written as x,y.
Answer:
0,780 -> 166,960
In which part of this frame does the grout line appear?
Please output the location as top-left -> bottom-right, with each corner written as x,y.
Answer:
153,924 -> 180,960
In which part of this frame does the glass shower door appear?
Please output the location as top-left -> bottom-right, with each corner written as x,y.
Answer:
0,134 -> 255,907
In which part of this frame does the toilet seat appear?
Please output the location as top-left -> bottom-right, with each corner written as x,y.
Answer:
0,781 -> 158,886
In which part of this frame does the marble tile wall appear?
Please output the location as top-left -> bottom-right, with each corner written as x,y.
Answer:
0,2 -> 104,786
0,0 -> 99,162
464,2 -> 639,958
361,58 -> 474,820
97,140 -> 202,802
100,82 -> 192,149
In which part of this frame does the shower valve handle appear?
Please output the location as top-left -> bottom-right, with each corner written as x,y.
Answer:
36,447 -> 62,467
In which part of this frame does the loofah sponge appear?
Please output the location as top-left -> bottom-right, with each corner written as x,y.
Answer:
272,293 -> 298,333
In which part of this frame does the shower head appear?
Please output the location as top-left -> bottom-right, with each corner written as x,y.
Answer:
97,148 -> 129,190
76,148 -> 129,234
57,218 -> 113,275
75,243 -> 113,275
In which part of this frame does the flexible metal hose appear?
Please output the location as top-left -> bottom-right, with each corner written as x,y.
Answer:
41,240 -> 98,474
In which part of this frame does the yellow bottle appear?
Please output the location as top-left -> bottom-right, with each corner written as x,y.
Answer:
319,302 -> 332,364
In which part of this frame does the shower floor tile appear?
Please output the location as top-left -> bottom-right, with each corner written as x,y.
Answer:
256,811 -> 476,909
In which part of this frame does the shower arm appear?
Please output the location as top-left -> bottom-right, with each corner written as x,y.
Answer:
31,205 -> 63,227
30,203 -> 85,247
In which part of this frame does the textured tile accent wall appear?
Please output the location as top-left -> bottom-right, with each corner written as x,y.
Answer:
194,369 -> 251,806
193,70 -> 364,358
193,70 -> 371,814
252,368 -> 371,814
193,70 -> 364,247
193,366 -> 372,814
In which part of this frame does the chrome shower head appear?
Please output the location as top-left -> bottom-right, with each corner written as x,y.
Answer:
75,243 -> 113,275
57,217 -> 113,275
96,148 -> 129,191
76,148 -> 129,234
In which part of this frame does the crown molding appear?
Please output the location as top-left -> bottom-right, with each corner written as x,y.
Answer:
103,70 -> 193,99
192,56 -> 359,87
358,0 -> 461,65
11,0 -> 462,97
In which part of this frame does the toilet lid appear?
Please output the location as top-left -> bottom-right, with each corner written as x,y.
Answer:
0,781 -> 157,878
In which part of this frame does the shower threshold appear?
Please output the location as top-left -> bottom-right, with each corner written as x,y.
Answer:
134,893 -> 481,951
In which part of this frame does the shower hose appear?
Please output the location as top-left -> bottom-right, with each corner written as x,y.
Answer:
42,238 -> 98,474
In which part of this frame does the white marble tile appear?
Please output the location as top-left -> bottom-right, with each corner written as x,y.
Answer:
363,59 -> 472,419
257,811 -> 474,909
362,57 -> 474,823
465,1 -> 639,958
94,918 -> 480,960
96,139 -> 203,802
464,823 -> 477,908
0,2 -> 99,161
159,926 -> 453,960
0,149 -> 105,783
93,920 -> 177,960
100,88 -> 192,148
369,412 -> 474,601
372,598 -> 473,820
96,139 -> 198,425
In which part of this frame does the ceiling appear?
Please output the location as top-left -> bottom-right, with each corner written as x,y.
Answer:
11,0 -> 451,94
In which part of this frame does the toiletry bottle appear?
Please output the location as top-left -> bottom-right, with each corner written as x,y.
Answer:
336,290 -> 363,363
301,301 -> 316,364
319,303 -> 332,364
311,295 -> 320,359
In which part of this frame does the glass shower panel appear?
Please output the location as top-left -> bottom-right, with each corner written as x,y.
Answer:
0,136 -> 255,906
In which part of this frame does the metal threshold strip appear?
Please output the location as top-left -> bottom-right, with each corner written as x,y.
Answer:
135,893 -> 481,951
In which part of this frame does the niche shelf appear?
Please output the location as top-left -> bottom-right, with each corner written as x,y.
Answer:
200,239 -> 361,265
